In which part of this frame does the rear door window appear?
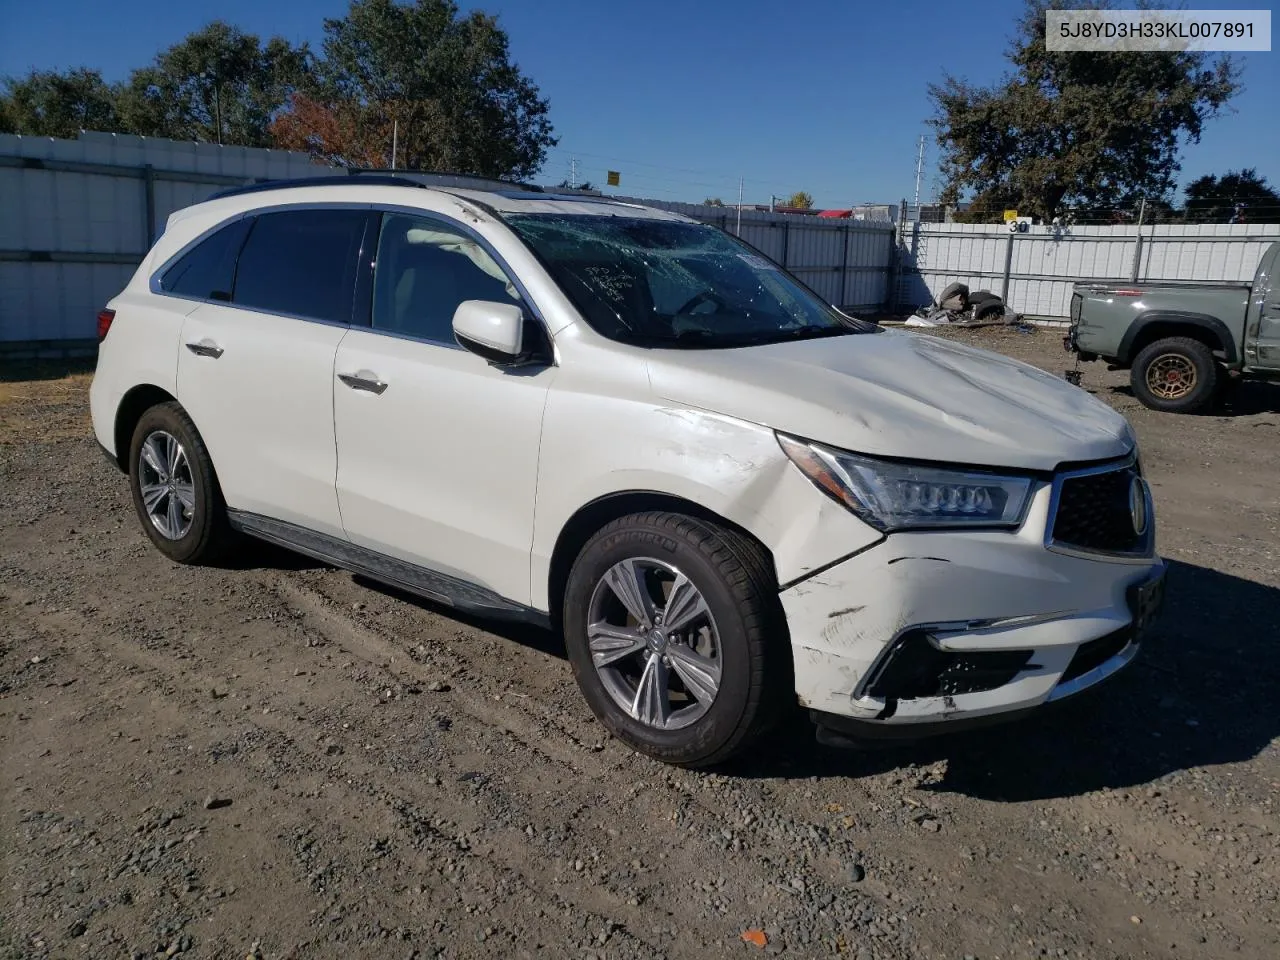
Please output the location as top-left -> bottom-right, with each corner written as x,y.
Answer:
232,209 -> 370,324
159,218 -> 253,301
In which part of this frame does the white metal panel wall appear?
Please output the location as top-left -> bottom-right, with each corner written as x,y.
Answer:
1139,223 -> 1280,282
1,137 -> 146,255
0,262 -> 133,342
1,132 -> 330,345
901,222 -> 1280,320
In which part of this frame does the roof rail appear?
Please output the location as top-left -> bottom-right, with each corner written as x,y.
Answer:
209,168 -> 543,202
209,174 -> 419,201
349,168 -> 543,193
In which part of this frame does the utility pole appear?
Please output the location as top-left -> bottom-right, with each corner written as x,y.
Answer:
912,134 -> 926,216
736,177 -> 744,235
213,80 -> 222,146
570,158 -> 578,189
391,120 -> 398,170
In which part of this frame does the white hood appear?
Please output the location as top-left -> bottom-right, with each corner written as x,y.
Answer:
646,329 -> 1133,472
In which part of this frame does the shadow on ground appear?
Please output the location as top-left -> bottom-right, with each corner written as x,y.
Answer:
1212,379 -> 1280,416
259,549 -> 1278,798
352,574 -> 568,662
1107,379 -> 1280,416
223,539 -> 329,572
0,357 -> 96,383
733,559 -> 1280,799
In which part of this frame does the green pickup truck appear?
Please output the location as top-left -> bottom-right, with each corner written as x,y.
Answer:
1066,240 -> 1280,413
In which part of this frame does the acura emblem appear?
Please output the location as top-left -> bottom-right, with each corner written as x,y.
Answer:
1129,475 -> 1149,537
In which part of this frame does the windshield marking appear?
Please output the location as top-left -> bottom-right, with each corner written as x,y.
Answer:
503,214 -> 871,349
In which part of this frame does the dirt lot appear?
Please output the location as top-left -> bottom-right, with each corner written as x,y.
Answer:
2,328 -> 1278,960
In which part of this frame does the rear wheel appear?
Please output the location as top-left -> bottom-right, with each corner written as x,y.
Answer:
562,512 -> 786,767
128,402 -> 237,564
1130,337 -> 1218,414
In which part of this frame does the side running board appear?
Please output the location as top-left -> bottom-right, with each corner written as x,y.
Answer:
227,511 -> 550,628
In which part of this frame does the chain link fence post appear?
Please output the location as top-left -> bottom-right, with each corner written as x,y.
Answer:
891,197 -> 908,313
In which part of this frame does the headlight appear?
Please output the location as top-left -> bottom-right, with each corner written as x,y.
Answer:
777,434 -> 1033,532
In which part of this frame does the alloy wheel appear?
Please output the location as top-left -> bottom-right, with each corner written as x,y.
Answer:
586,557 -> 723,730
137,429 -> 195,540
1146,354 -> 1197,400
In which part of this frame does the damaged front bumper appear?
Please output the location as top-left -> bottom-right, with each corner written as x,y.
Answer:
780,515 -> 1165,742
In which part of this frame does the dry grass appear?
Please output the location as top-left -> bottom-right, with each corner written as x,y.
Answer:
0,366 -> 94,444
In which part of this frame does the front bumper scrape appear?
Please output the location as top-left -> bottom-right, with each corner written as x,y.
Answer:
781,527 -> 1164,732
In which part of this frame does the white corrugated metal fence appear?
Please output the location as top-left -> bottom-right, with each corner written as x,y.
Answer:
5,131 -> 1277,351
0,131 -> 331,349
899,221 -> 1280,320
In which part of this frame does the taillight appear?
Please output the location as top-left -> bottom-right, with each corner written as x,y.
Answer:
97,308 -> 116,342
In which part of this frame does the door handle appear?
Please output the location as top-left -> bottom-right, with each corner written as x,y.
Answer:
338,372 -> 388,395
185,341 -> 224,359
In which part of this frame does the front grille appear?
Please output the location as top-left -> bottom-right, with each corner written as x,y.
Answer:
1051,463 -> 1144,554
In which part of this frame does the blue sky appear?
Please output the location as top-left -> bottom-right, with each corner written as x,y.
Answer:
1,0 -> 1276,208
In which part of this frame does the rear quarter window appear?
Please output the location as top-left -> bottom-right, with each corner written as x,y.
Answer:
158,218 -> 253,300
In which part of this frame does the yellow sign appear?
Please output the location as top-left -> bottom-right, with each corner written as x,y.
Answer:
1003,209 -> 1019,222
606,170 -> 620,186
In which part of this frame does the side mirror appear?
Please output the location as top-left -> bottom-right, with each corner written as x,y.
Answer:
453,300 -> 525,364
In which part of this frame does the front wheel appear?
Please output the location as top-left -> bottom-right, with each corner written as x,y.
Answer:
562,512 -> 787,767
1130,337 -> 1218,414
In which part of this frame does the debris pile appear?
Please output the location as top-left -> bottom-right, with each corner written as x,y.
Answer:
906,282 -> 1021,328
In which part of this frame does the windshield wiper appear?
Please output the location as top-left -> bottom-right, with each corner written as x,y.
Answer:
621,325 -> 856,349
771,324 -> 856,342
794,324 -> 853,337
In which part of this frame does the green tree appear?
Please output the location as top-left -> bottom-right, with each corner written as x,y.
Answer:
786,191 -> 813,209
1184,169 -> 1280,223
288,0 -> 556,178
556,179 -> 595,191
119,21 -> 310,146
0,68 -> 125,138
930,0 -> 1238,222
703,197 -> 725,207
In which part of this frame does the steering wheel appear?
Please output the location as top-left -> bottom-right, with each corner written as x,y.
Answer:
673,290 -> 730,316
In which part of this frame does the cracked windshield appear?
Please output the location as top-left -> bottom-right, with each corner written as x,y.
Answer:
505,214 -> 872,348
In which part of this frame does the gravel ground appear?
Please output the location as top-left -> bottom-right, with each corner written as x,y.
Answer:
2,327 -> 1278,960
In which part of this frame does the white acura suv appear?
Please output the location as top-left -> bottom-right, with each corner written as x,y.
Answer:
90,175 -> 1165,766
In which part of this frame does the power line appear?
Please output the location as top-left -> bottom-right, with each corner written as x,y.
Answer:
568,165 -> 738,188
545,163 -> 758,193
542,147 -> 786,189
545,165 -> 795,203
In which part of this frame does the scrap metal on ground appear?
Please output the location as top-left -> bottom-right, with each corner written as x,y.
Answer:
906,282 -> 1029,329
